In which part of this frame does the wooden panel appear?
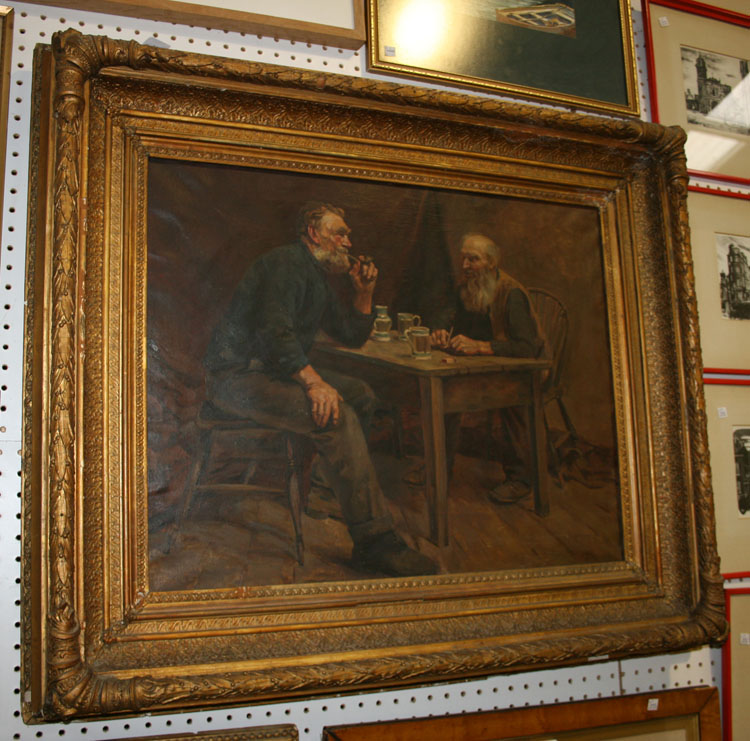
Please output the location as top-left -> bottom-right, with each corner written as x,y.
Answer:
324,687 -> 720,740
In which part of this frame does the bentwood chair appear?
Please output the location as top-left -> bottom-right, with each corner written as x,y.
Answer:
528,288 -> 577,481
168,402 -> 315,564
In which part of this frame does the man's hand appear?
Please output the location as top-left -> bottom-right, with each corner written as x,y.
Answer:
447,334 -> 493,356
306,380 -> 343,428
293,364 -> 343,428
349,256 -> 378,314
430,329 -> 451,349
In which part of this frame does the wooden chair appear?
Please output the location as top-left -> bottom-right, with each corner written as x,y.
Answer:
528,288 -> 577,481
168,402 -> 315,564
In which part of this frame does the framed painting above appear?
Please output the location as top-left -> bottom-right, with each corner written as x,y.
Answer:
23,29 -> 725,721
367,0 -> 639,117
644,0 -> 750,186
0,6 -> 12,224
19,0 -> 365,49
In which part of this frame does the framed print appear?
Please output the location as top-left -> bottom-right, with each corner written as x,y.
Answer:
644,1 -> 750,186
0,6 -> 12,224
367,0 -> 639,117
722,590 -> 750,741
22,30 -> 725,721
118,726 -> 297,741
702,384 -> 750,574
19,0 -> 365,49
324,687 -> 720,740
687,190 -> 750,368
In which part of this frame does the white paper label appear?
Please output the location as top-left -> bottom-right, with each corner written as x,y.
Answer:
647,698 -> 659,711
658,16 -> 670,27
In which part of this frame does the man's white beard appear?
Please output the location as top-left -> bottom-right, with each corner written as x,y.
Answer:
312,245 -> 350,274
459,269 -> 498,313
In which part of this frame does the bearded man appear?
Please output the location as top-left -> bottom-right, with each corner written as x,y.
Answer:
203,202 -> 437,577
431,232 -> 545,504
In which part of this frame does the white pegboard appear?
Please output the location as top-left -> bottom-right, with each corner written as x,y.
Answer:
1,3 -> 723,740
630,1 -> 652,122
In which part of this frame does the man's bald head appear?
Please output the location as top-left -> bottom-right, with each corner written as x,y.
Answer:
460,233 -> 500,270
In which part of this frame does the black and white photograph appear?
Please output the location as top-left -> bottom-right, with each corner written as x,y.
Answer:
681,45 -> 750,135
716,233 -> 750,319
734,427 -> 750,517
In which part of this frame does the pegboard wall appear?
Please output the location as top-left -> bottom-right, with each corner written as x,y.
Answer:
0,2 -> 731,739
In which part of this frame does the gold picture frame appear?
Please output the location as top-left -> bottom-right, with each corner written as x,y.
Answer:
367,0 -> 639,117
22,29 -> 726,721
0,6 -> 13,225
20,0 -> 365,49
323,686 -> 720,740
118,726 -> 298,741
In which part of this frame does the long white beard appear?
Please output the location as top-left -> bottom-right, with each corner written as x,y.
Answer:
312,245 -> 350,274
459,270 -> 498,313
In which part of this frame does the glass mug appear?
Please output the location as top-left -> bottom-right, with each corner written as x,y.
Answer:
372,305 -> 392,341
397,312 -> 421,340
406,326 -> 431,359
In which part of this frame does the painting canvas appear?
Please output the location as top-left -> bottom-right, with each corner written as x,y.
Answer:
681,45 -> 750,136
147,162 -> 621,590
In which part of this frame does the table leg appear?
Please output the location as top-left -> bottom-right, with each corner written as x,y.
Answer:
419,375 -> 449,546
529,370 -> 550,517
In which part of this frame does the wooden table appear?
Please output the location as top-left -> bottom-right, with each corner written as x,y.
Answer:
312,334 -> 552,547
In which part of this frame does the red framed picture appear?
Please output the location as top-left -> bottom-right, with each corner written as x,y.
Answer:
644,1 -> 750,191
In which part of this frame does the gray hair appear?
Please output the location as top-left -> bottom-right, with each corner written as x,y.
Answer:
461,232 -> 500,268
297,202 -> 345,239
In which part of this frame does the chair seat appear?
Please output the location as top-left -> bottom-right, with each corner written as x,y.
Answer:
168,402 -> 315,565
196,402 -> 267,429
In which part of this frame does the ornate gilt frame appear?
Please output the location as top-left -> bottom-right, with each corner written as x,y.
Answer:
22,30 -> 726,721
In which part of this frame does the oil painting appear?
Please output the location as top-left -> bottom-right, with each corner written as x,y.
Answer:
23,31 -> 725,720
146,162 -> 621,590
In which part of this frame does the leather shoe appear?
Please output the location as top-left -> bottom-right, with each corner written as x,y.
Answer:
352,531 -> 438,577
489,479 -> 530,505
